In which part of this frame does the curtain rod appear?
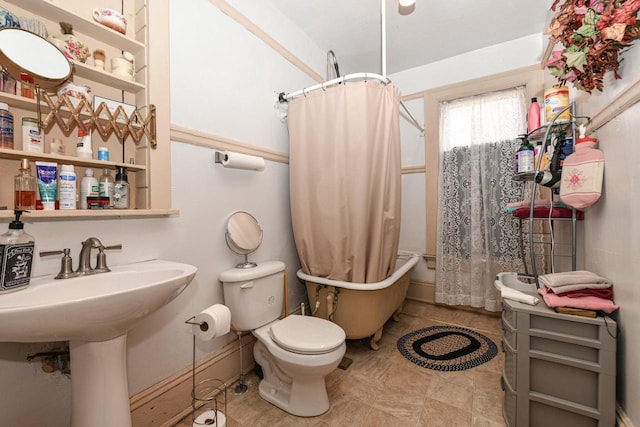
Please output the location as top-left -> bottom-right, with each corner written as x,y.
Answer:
278,72 -> 425,134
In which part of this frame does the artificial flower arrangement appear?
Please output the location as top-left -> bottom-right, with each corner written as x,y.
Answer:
545,0 -> 640,93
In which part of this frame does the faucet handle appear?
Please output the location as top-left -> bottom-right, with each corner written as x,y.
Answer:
95,244 -> 122,272
39,248 -> 77,279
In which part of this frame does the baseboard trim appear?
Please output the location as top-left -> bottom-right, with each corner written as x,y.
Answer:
406,280 -> 435,304
130,333 -> 256,427
617,403 -> 635,427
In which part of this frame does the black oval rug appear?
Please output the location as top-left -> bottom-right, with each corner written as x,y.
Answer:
397,325 -> 498,371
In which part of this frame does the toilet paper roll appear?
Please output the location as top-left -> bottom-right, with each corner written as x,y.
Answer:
219,151 -> 265,171
192,304 -> 231,341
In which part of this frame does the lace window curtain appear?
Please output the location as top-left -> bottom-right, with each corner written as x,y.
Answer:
435,87 -> 526,312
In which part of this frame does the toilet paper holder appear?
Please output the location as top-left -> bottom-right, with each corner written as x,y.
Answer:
185,315 -> 207,331
185,316 -> 228,426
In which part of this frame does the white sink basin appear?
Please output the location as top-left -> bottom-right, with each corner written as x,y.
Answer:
0,259 -> 197,427
0,259 -> 197,342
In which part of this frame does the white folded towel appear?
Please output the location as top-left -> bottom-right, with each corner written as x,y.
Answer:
539,270 -> 612,293
501,287 -> 540,305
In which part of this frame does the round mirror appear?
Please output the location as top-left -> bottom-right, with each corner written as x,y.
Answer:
225,211 -> 263,268
0,28 -> 72,89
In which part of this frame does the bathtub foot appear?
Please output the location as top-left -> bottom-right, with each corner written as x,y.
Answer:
370,327 -> 383,351
392,303 -> 403,322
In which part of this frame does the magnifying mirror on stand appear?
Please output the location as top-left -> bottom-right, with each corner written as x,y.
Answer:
225,211 -> 263,269
0,27 -> 73,128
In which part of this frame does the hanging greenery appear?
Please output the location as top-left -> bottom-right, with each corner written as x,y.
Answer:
545,0 -> 640,93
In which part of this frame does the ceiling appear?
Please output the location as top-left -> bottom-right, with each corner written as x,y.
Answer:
265,0 -> 555,76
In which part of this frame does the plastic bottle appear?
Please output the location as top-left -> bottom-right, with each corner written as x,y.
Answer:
76,126 -> 92,158
527,97 -> 541,133
15,159 -> 36,210
59,164 -> 77,210
22,117 -> 43,153
114,166 -> 129,209
79,168 -> 99,209
0,102 -> 14,149
99,168 -> 115,208
517,136 -> 535,174
559,126 -> 604,208
0,210 -> 35,293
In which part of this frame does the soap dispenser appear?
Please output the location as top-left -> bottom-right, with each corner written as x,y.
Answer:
114,166 -> 129,209
0,210 -> 35,293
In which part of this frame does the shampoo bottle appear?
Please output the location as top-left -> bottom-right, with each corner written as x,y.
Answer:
0,210 -> 35,293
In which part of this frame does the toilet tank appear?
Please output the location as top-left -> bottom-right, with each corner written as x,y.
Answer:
220,261 -> 285,331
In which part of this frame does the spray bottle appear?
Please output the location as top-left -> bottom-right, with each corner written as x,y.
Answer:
0,210 -> 35,293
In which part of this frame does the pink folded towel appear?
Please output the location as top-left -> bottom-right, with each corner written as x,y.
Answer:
555,287 -> 614,300
539,270 -> 612,293
538,286 -> 619,314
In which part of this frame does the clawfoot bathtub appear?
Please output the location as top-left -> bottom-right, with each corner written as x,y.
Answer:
298,251 -> 419,350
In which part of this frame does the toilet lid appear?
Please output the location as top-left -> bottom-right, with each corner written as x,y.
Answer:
269,315 -> 345,355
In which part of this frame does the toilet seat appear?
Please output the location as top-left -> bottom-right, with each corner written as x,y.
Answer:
269,315 -> 345,355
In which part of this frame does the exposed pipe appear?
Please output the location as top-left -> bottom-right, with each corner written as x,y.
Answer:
326,288 -> 335,321
312,285 -> 322,315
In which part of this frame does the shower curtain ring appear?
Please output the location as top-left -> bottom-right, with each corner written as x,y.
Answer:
302,87 -> 307,97
321,82 -> 326,91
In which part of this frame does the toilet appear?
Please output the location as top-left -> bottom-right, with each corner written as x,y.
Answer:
220,261 -> 346,417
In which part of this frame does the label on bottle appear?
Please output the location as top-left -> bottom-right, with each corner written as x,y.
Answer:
22,118 -> 43,153
114,182 -> 128,209
0,110 -> 14,148
0,242 -> 34,292
518,150 -> 534,174
79,177 -> 99,210
99,181 -> 115,207
59,173 -> 77,210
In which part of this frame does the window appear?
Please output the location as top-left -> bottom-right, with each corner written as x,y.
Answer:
422,65 -> 543,268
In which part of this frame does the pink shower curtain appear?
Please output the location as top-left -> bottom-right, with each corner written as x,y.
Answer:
288,80 -> 401,283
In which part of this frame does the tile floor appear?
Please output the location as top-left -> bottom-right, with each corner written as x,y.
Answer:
176,300 -> 506,427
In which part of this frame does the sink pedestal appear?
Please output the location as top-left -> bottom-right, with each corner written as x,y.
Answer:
70,335 -> 132,427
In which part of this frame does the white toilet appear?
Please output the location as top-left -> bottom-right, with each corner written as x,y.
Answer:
220,261 -> 346,417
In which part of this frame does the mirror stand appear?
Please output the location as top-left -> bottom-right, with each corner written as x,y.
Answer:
225,233 -> 258,269
225,211 -> 263,269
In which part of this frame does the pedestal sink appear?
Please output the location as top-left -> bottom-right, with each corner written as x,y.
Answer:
0,259 -> 197,427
